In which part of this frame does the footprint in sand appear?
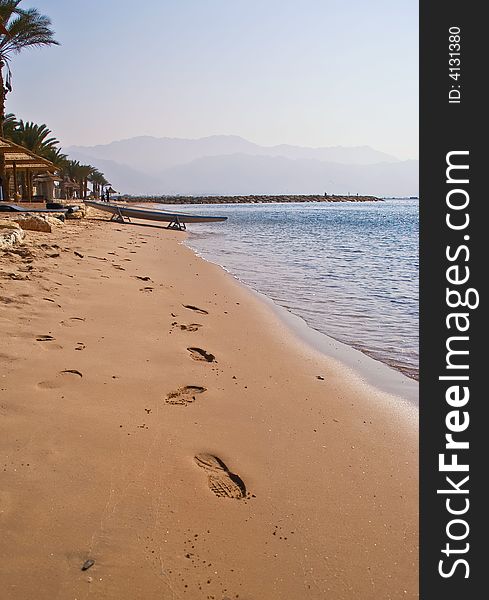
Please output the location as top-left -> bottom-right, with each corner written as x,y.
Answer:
187,347 -> 216,363
36,337 -> 63,351
36,335 -> 55,342
166,385 -> 206,406
171,322 -> 202,333
88,255 -> 107,261
180,323 -> 202,332
194,454 -> 246,499
61,369 -> 83,377
60,317 -> 85,328
134,276 -> 152,282
183,304 -> 208,315
38,369 -> 83,390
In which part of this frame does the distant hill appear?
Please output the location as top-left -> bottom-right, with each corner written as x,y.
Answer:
66,135 -> 418,196
156,154 -> 419,197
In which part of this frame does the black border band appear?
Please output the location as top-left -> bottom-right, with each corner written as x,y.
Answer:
420,2 -> 483,596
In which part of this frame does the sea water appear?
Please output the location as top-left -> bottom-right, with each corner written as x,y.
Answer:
156,199 -> 419,380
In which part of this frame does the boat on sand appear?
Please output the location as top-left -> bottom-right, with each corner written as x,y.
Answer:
84,200 -> 227,230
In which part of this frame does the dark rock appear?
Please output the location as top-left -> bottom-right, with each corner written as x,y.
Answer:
81,559 -> 95,571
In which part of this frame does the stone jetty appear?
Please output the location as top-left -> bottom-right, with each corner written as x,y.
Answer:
126,194 -> 382,205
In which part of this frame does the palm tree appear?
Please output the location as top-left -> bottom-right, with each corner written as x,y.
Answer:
0,1 -> 59,134
0,1 -> 58,199
10,119 -> 60,156
89,169 -> 109,199
42,145 -> 67,168
58,160 -> 96,200
6,119 -> 60,199
78,164 -> 95,200
2,110 -> 110,200
59,159 -> 82,199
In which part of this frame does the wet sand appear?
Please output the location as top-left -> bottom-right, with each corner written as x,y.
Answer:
0,214 -> 418,599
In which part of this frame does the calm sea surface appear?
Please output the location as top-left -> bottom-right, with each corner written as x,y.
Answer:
156,199 -> 419,379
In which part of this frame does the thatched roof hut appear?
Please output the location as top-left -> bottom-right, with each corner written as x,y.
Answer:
0,136 -> 56,201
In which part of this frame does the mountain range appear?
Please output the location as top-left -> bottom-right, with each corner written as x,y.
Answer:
67,135 -> 418,197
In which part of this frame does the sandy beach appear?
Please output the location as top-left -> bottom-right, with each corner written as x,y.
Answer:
0,213 -> 418,599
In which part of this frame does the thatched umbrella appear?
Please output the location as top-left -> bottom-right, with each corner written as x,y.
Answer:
105,186 -> 117,200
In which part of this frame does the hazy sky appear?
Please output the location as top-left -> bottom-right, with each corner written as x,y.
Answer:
10,0 -> 418,159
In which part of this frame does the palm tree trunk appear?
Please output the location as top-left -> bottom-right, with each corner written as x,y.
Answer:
0,63 -> 7,202
13,162 -> 18,199
0,62 -> 5,137
27,171 -> 33,202
0,152 -> 6,202
21,171 -> 27,201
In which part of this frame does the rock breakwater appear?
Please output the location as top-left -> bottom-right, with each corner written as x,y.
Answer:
125,194 -> 382,205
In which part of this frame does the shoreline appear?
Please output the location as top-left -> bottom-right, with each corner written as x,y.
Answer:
248,284 -> 419,406
156,198 -> 419,384
185,238 -> 419,406
0,215 -> 418,599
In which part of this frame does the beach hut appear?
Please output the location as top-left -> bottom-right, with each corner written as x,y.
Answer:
33,172 -> 63,201
0,136 -> 57,202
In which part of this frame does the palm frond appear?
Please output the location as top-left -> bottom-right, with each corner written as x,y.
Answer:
10,119 -> 61,156
1,5 -> 59,60
2,110 -> 17,137
0,1 -> 23,25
